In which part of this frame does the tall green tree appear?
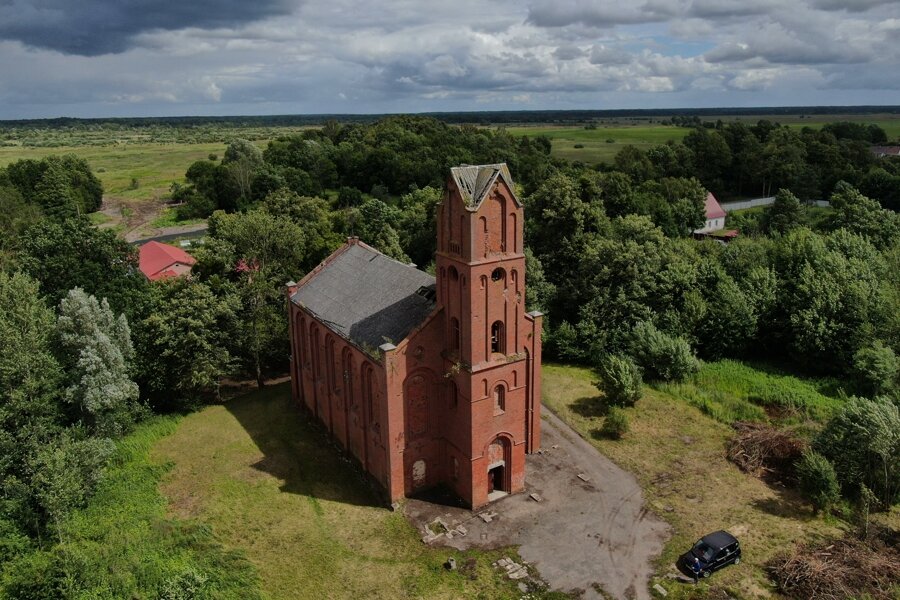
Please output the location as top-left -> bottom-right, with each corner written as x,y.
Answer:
56,289 -> 141,437
196,209 -> 307,386
17,217 -> 148,319
138,279 -> 239,408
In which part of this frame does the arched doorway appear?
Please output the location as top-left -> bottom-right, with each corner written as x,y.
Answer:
487,436 -> 511,500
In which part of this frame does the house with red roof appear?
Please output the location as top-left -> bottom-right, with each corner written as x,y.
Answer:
694,191 -> 727,234
138,240 -> 196,281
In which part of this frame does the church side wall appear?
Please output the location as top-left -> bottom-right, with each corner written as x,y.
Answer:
289,303 -> 392,499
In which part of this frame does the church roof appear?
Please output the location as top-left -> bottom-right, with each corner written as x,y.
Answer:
450,163 -> 519,210
291,240 -> 436,352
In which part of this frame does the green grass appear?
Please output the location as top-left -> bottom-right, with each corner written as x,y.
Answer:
506,125 -> 691,164
654,360 -> 844,425
152,383 -> 542,600
149,208 -> 205,229
87,211 -> 112,226
0,417 -> 265,598
541,362 -> 845,600
0,143 -> 230,203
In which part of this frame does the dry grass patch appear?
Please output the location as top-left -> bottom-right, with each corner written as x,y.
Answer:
542,363 -> 845,599
153,383 -> 535,600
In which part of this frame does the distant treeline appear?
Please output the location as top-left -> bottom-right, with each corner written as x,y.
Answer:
2,105 -> 899,129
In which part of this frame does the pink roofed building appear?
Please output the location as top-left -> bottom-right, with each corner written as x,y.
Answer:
138,240 -> 196,281
694,191 -> 727,234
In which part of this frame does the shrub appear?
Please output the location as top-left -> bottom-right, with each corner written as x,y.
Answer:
337,186 -> 363,208
852,340 -> 899,397
600,407 -> 629,439
573,144 -> 585,149
796,450 -> 840,512
596,355 -> 642,407
814,397 -> 900,507
628,322 -> 700,382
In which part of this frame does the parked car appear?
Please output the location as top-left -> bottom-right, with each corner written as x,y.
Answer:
679,530 -> 741,578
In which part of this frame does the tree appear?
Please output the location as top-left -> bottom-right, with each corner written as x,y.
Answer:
762,189 -> 803,235
350,199 -> 408,261
397,186 -> 441,268
262,189 -> 341,270
28,432 -> 114,541
852,341 -> 899,398
628,321 -> 699,382
17,217 -> 149,319
814,397 -> 900,507
0,273 -> 64,527
137,279 -> 239,408
56,289 -> 141,437
796,451 -> 840,513
196,210 -> 307,386
222,139 -> 264,203
596,355 -> 642,407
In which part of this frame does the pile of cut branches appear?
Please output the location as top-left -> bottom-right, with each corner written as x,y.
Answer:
768,533 -> 900,600
726,421 -> 806,480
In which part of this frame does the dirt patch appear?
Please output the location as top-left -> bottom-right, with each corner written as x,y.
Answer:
405,407 -> 670,600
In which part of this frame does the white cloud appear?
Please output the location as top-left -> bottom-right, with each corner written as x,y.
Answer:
0,0 -> 897,117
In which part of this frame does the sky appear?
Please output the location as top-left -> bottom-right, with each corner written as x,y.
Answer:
0,0 -> 898,119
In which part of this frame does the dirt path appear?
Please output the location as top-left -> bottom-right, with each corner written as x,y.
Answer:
405,407 -> 670,599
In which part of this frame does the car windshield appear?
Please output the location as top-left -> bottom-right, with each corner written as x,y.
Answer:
692,541 -> 717,561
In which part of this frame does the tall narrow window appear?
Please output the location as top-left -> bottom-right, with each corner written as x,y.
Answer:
493,385 -> 505,412
450,317 -> 460,352
448,380 -> 458,410
491,320 -> 504,354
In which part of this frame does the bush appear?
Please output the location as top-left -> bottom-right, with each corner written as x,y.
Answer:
796,450 -> 840,512
596,355 -> 642,407
814,397 -> 900,507
852,340 -> 899,397
337,186 -> 363,208
628,322 -> 700,382
600,407 -> 629,439
573,144 -> 584,149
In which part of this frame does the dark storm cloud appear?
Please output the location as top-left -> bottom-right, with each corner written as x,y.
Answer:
0,0 -> 299,55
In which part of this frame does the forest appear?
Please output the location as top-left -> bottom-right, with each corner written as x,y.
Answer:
0,114 -> 899,597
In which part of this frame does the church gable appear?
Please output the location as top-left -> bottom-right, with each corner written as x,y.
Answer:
449,164 -> 522,211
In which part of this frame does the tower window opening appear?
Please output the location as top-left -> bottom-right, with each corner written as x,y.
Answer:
451,317 -> 460,352
491,321 -> 505,354
491,267 -> 504,282
493,385 -> 505,412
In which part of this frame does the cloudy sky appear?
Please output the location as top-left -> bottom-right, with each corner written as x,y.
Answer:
0,0 -> 898,119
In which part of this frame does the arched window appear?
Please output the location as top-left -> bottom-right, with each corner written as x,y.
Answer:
450,317 -> 460,352
491,320 -> 504,354
493,385 -> 505,412
491,267 -> 504,282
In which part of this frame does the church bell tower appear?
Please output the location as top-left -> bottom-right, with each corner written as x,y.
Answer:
435,164 -> 542,508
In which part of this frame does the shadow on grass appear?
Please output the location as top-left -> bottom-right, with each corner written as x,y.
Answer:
224,382 -> 383,508
571,395 -> 610,418
750,487 -> 816,522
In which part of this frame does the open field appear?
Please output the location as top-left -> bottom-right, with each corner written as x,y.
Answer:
0,142 -> 229,203
152,383 -> 544,600
506,124 -> 691,163
541,362 -> 848,599
506,112 -> 900,164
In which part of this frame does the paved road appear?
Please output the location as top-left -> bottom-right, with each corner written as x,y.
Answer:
406,407 -> 670,599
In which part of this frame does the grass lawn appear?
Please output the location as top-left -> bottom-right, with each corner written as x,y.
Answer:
0,143 -> 228,203
541,362 -> 846,599
152,383 -> 540,600
506,125 -> 691,164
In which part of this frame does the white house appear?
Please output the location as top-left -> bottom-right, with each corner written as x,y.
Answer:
694,192 -> 727,234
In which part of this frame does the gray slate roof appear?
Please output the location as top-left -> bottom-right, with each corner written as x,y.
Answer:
291,242 -> 436,351
450,163 -> 516,210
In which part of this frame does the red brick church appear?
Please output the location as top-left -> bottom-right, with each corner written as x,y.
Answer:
286,164 -> 543,508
